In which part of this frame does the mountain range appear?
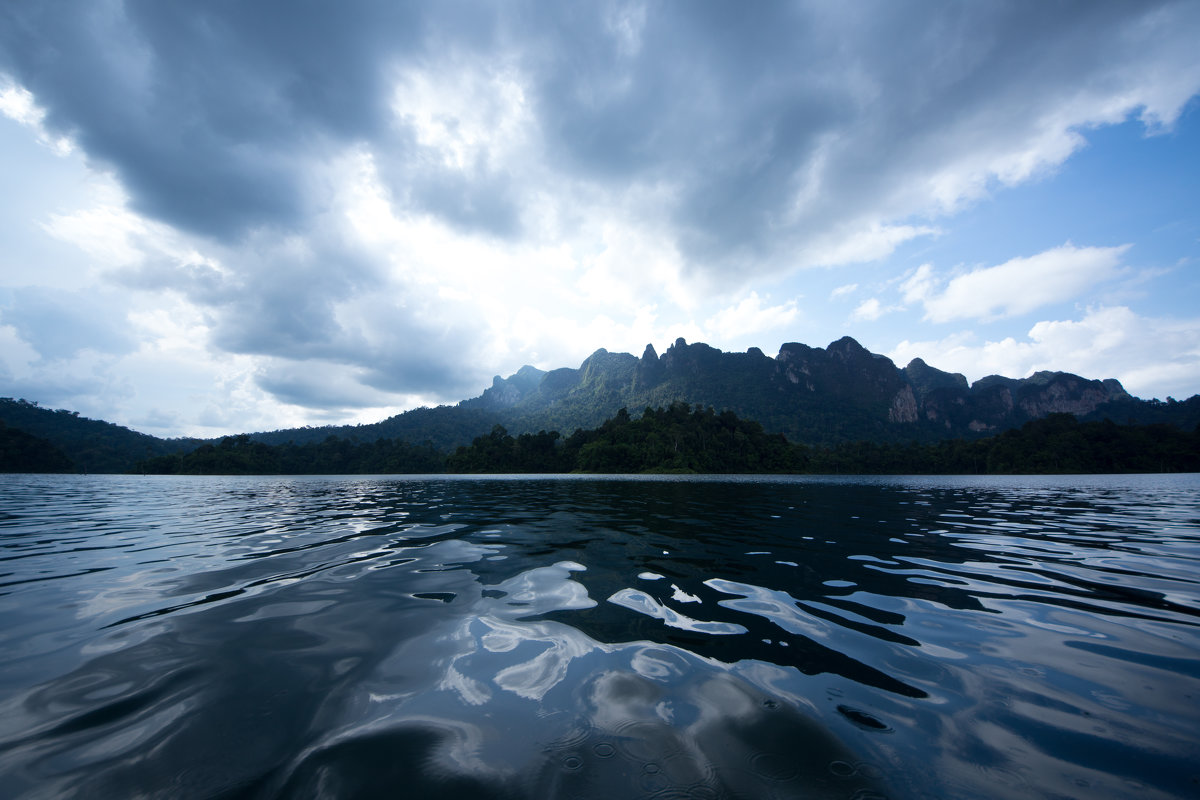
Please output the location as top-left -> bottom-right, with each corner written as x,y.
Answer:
3,336 -> 1198,472
256,335 -> 1195,449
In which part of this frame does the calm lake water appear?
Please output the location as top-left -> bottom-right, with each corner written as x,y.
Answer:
1,473 -> 1198,799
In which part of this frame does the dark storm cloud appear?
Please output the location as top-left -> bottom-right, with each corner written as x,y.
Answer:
0,0 -> 425,238
2,0 -> 524,240
517,0 -> 1199,270
530,2 -> 843,176
0,287 -> 137,360
355,336 -> 485,399
408,168 -> 523,239
518,2 -> 856,265
115,240 -> 370,360
253,339 -> 482,412
4,1 -> 1193,250
243,300 -> 486,411
115,227 -> 487,407
252,362 -> 378,411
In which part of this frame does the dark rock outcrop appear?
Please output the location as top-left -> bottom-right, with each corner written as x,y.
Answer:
461,336 -> 1158,446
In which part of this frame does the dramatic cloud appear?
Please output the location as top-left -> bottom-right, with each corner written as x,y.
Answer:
0,78 -> 72,155
1,1 -> 1198,433
6,2 -> 1197,264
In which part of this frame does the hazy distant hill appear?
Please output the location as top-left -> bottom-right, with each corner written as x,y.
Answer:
247,336 -> 1200,450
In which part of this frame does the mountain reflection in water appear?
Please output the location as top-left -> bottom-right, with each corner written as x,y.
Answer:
1,473 -> 1198,799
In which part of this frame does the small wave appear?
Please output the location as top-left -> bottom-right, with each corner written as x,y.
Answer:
608,588 -> 747,635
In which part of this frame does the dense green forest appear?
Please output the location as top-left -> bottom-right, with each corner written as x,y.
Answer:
0,398 -> 196,473
807,414 -> 1200,475
444,408 -> 1199,475
446,403 -> 805,473
0,421 -> 75,473
249,405 -> 500,452
136,434 -> 444,475
4,397 -> 1198,476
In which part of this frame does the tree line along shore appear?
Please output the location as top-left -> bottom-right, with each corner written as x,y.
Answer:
6,403 -> 1195,476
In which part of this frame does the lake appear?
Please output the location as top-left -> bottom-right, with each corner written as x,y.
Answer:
1,473 -> 1198,799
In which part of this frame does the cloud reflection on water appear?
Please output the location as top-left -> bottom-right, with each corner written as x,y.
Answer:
2,474 -> 1198,799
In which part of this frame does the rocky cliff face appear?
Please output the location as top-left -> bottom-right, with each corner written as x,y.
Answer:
905,358 -> 968,398
917,370 -> 1133,433
1015,371 -> 1130,418
461,336 -> 1149,445
888,385 -> 920,423
776,337 -> 899,392
459,365 -> 547,411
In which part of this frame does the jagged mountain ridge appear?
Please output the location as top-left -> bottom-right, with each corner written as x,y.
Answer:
245,334 -> 1194,451
5,336 -> 1197,469
454,335 -> 1143,446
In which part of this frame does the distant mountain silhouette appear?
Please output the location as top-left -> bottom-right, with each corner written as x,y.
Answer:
249,336 -> 1199,451
4,336 -> 1198,471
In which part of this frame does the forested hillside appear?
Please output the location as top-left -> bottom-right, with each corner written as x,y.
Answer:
0,398 -> 196,473
445,407 -> 1199,476
446,403 -> 804,474
66,404 -> 1200,476
808,414 -> 1200,475
0,421 -> 75,473
137,435 -> 444,475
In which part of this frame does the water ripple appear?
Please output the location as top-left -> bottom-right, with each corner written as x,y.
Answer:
1,473 -> 1198,799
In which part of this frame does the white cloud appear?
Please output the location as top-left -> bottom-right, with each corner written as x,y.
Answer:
900,264 -> 936,305
0,80 -> 40,126
704,292 -> 801,342
42,202 -> 153,268
0,76 -> 73,155
888,306 -> 1200,400
830,283 -> 858,299
799,222 -> 940,268
332,147 -> 699,370
390,62 -> 534,173
850,297 -> 893,322
905,244 -> 1130,323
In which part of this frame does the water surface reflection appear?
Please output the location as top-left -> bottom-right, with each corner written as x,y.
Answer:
1,473 -> 1198,798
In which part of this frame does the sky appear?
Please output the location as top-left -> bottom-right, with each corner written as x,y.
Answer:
1,1 -> 1199,439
